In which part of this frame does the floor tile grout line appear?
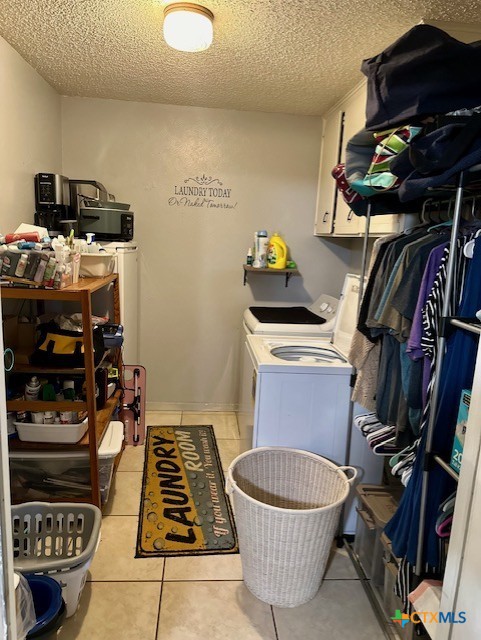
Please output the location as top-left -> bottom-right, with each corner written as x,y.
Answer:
87,576 -> 360,584
161,578 -> 246,583
88,578 -> 242,583
234,411 -> 241,439
270,605 -> 280,640
155,559 -> 167,640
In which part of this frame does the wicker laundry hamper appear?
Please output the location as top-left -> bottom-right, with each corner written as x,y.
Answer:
226,447 -> 357,608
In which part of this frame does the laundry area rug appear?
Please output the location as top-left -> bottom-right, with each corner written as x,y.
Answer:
136,425 -> 238,557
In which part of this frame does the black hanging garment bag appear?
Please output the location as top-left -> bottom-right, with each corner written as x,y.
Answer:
361,25 -> 481,131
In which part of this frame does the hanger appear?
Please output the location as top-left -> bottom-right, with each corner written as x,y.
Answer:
439,492 -> 456,513
436,515 -> 453,538
428,197 -> 454,231
420,198 -> 434,225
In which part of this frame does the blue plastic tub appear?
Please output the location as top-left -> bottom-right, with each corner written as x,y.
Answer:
25,575 -> 64,638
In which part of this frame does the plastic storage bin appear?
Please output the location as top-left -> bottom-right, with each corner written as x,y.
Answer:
14,417 -> 88,444
79,252 -> 115,277
226,447 -> 356,607
353,484 -> 401,588
9,421 -> 124,503
97,420 -> 124,504
12,502 -> 102,619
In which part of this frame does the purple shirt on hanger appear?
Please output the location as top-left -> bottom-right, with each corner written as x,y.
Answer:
406,242 -> 448,406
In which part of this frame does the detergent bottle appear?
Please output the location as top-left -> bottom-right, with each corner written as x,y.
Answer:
267,233 -> 287,269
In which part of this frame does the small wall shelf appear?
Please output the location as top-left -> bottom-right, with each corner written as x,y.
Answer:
243,265 -> 300,287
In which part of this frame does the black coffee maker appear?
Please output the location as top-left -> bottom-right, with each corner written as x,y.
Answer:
34,173 -> 78,236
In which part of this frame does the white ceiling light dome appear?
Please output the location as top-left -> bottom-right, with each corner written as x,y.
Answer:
163,3 -> 214,53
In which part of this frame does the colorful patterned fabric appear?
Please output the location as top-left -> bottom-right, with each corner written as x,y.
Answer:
331,163 -> 364,205
362,126 -> 422,192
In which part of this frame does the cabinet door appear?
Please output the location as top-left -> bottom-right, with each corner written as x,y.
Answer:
314,110 -> 344,236
333,84 -> 367,236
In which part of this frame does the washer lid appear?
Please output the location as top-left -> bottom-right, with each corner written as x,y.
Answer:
248,306 -> 326,325
270,345 -> 346,363
332,274 -> 363,357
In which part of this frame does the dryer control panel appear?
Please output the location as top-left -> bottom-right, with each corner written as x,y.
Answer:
310,294 -> 339,323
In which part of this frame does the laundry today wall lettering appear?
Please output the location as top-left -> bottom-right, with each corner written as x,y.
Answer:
168,173 -> 238,210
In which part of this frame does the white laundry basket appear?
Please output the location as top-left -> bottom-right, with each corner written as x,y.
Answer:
226,447 -> 357,608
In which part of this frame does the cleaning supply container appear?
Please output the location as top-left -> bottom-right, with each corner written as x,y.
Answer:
267,233 -> 287,269
24,376 -> 41,401
12,502 -> 102,618
253,231 -> 269,268
226,447 -> 356,607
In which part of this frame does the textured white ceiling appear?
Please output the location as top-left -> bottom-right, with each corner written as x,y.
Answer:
1,0 -> 481,116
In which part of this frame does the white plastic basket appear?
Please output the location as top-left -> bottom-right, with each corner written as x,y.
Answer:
14,417 -> 88,444
12,502 -> 102,618
226,447 -> 357,608
46,554 -> 94,618
79,252 -> 115,278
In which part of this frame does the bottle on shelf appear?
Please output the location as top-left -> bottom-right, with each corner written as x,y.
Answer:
253,230 -> 269,268
14,253 -> 29,278
24,376 -> 41,401
267,233 -> 287,269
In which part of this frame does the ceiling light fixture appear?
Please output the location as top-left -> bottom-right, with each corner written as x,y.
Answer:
163,2 -> 214,53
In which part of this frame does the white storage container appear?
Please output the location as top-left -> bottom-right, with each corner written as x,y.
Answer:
49,555 -> 94,618
79,252 -> 115,278
14,417 -> 88,444
97,420 -> 124,504
9,421 -> 124,504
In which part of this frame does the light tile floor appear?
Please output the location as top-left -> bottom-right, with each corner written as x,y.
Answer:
54,411 -> 386,639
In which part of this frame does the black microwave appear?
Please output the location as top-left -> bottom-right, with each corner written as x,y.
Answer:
78,202 -> 134,241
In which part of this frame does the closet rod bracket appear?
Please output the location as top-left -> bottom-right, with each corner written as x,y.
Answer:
423,451 -> 437,473
439,316 -> 480,339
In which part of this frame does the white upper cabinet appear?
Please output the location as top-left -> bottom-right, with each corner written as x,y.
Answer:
314,109 -> 344,235
332,84 -> 367,236
314,80 -> 414,237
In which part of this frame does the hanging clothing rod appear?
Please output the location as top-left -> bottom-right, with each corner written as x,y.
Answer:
415,170 -> 467,577
357,203 -> 372,311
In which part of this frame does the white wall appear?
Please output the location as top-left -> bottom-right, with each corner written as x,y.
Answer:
0,35 -> 62,233
62,97 -> 352,409
0,35 -> 61,636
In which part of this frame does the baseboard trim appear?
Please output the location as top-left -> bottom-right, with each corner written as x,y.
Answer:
147,402 -> 239,412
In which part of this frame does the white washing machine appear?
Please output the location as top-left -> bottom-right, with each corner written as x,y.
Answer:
237,273 -> 383,534
238,293 -> 338,442
243,293 -> 339,338
244,274 -> 359,462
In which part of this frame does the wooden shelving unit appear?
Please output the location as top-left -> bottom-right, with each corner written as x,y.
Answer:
2,274 -> 122,508
242,265 -> 300,287
11,350 -> 111,375
9,390 -> 122,453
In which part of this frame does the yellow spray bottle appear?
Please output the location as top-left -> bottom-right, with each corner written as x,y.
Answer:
267,233 -> 287,269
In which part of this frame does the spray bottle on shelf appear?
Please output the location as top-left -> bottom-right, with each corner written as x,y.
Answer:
25,376 -> 41,401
